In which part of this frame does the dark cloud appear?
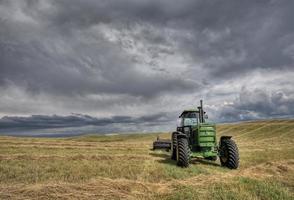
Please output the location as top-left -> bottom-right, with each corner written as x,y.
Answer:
0,0 -> 293,134
0,0 -> 199,98
0,112 -> 175,129
0,114 -> 124,129
0,112 -> 176,136
174,1 -> 294,79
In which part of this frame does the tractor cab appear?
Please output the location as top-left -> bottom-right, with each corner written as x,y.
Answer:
178,100 -> 207,126
178,110 -> 198,127
177,100 -> 208,134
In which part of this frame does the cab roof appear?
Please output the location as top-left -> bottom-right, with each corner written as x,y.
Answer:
179,109 -> 199,117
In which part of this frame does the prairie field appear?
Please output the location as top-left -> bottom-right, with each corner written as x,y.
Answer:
0,119 -> 294,200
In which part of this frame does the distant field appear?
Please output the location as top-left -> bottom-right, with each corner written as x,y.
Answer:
0,119 -> 293,200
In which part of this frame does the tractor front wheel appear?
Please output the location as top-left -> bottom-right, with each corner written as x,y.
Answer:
219,139 -> 239,169
176,137 -> 190,167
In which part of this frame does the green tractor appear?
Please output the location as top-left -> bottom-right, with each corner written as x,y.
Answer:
171,100 -> 239,169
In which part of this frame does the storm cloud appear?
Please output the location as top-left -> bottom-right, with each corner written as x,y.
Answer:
0,0 -> 294,135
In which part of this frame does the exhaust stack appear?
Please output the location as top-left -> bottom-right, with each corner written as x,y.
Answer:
198,100 -> 204,123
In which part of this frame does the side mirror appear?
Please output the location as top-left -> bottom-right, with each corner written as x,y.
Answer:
204,114 -> 208,119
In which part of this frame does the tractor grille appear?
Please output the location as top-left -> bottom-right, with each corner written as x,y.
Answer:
198,124 -> 216,147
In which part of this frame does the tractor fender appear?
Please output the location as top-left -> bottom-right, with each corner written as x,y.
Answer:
171,131 -> 183,137
221,135 -> 233,140
176,133 -> 187,139
219,136 -> 232,146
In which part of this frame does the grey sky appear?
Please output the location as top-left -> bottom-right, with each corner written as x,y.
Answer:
0,0 -> 294,135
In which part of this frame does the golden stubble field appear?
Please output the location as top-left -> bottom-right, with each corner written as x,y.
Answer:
0,120 -> 294,199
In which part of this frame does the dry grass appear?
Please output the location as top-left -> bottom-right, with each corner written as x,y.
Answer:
0,119 -> 294,199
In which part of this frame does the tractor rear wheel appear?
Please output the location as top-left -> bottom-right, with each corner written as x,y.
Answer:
171,132 -> 177,160
219,139 -> 239,169
176,137 -> 190,167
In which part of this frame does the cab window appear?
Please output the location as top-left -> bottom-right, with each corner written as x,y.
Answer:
180,112 -> 198,126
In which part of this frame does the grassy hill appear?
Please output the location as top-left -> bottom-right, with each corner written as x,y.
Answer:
0,119 -> 293,199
